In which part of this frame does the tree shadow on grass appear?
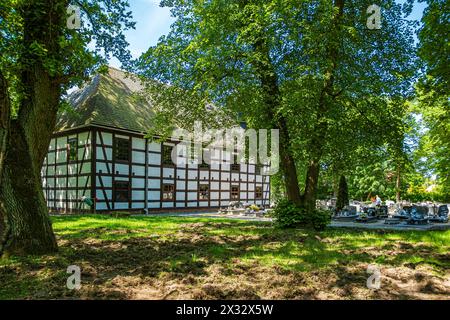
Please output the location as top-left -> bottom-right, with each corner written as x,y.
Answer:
1,221 -> 449,299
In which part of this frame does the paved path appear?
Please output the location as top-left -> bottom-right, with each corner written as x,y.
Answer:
329,220 -> 450,231
147,211 -> 273,222
145,212 -> 450,230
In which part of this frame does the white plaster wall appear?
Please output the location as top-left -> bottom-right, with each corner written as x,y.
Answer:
132,137 -> 146,150
148,191 -> 160,200
176,181 -> 185,190
132,165 -> 145,176
148,167 -> 160,177
188,181 -> 197,190
148,179 -> 160,189
132,151 -> 145,164
132,178 -> 145,189
115,164 -> 129,175
132,190 -> 145,200
187,192 -> 197,200
148,142 -> 161,152
163,168 -> 175,178
149,154 -> 161,165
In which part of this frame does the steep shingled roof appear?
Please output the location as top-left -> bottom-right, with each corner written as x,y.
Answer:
56,67 -> 154,133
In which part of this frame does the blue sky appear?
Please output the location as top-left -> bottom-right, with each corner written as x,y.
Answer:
109,0 -> 427,68
109,0 -> 174,68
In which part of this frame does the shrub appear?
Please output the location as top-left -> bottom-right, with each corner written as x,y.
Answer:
309,208 -> 332,231
270,199 -> 307,228
270,199 -> 331,230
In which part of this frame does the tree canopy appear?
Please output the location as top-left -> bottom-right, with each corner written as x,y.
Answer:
135,0 -> 419,208
0,0 -> 134,255
414,0 -> 450,201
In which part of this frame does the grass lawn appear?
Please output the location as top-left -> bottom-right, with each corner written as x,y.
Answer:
0,214 -> 449,300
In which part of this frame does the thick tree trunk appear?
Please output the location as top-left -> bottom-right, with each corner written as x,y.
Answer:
251,37 -> 302,205
303,159 -> 321,211
0,0 -> 64,256
301,94 -> 328,210
278,117 -> 302,205
0,69 -> 58,256
0,74 -> 8,174
0,123 -> 58,255
0,73 -> 11,252
300,0 -> 344,211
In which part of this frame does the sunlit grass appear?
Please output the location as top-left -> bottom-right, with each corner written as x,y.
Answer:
51,215 -> 450,270
0,214 -> 448,299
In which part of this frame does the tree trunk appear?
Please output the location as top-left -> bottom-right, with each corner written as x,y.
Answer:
0,122 -> 58,255
396,164 -> 401,203
332,172 -> 339,198
250,36 -> 302,205
300,0 -> 344,211
278,117 -> 302,205
336,175 -> 349,210
303,159 -> 321,211
0,72 -> 11,253
0,73 -> 8,174
0,67 -> 58,256
301,91 -> 328,210
0,0 -> 65,256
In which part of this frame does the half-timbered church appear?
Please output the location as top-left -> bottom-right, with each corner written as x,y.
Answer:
41,67 -> 271,213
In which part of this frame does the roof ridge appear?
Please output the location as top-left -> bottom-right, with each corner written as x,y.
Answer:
56,66 -> 153,133
107,65 -> 126,73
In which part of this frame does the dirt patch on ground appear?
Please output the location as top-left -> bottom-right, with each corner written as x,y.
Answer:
33,241 -> 450,299
113,262 -> 449,300
1,220 -> 449,300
